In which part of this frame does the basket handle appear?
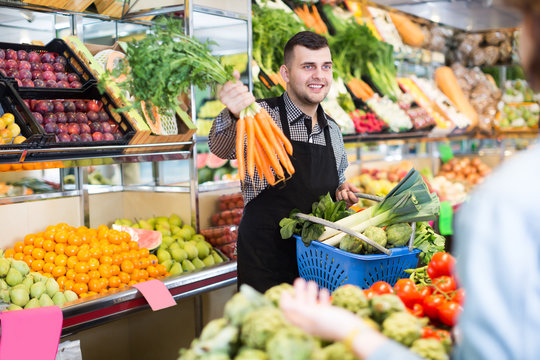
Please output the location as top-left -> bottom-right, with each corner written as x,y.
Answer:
294,213 -> 392,256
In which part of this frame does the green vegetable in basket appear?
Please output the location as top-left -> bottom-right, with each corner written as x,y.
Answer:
370,294 -> 405,324
410,338 -> 450,360
413,222 -> 446,266
381,312 -> 423,347
339,234 -> 364,254
362,226 -> 387,254
331,285 -> 369,313
385,223 -> 413,247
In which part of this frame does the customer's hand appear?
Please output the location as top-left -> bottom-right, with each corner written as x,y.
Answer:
336,182 -> 360,208
218,70 -> 255,119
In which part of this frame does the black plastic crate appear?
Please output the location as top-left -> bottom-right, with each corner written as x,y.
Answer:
0,39 -> 96,93
16,84 -> 136,159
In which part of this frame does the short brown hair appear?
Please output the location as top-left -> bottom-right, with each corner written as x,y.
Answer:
283,31 -> 329,66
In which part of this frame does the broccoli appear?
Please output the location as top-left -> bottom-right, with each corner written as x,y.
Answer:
370,294 -> 405,324
331,285 -> 368,313
381,312 -> 422,347
264,283 -> 294,307
339,235 -> 363,254
241,307 -> 287,349
362,226 -> 387,254
385,223 -> 413,247
266,327 -> 318,360
234,348 -> 268,360
410,338 -> 450,360
311,342 -> 356,360
224,285 -> 272,326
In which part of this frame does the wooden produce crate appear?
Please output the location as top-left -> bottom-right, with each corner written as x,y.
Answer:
62,0 -> 95,12
22,0 -> 70,9
94,0 -> 154,21
63,36 -> 196,153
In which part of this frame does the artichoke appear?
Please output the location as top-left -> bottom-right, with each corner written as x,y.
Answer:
266,327 -> 318,360
234,348 -> 268,360
331,285 -> 368,313
381,312 -> 422,347
241,307 -> 287,349
410,338 -> 450,360
311,342 -> 356,360
339,235 -> 363,254
264,283 -> 294,307
362,226 -> 387,254
370,294 -> 405,324
385,223 -> 413,247
224,285 -> 272,326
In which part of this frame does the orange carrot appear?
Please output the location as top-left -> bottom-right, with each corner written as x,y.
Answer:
311,5 -> 328,34
254,140 -> 276,185
235,117 -> 246,181
256,113 -> 295,176
253,118 -> 284,179
255,110 -> 293,156
245,116 -> 255,178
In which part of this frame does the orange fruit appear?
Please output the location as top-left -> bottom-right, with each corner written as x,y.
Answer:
77,249 -> 90,262
44,251 -> 56,263
108,231 -> 121,245
128,280 -> 137,286
138,269 -> 148,281
131,269 -> 143,282
110,264 -> 120,276
112,253 -> 124,266
108,276 -> 121,288
72,283 -> 88,295
54,254 -> 68,267
147,266 -> 159,278
33,237 -> 44,249
88,279 -> 102,292
76,226 -> 89,234
67,256 -> 78,269
64,280 -> 74,291
101,245 -> 114,257
88,270 -> 100,280
120,242 -> 130,253
87,291 -> 98,297
121,260 -> 134,274
89,247 -> 102,259
52,265 -> 66,277
43,262 -> 54,274
56,223 -> 70,231
138,248 -> 150,258
119,272 -> 130,284
119,231 -> 130,242
98,264 -> 112,278
75,273 -> 90,284
31,247 -> 45,260
156,264 -> 167,276
23,255 -> 34,265
32,259 -> 45,272
23,245 -> 33,255
99,277 -> 109,290
88,258 -> 99,271
23,234 -> 35,245
128,241 -> 138,250
100,255 -> 113,266
74,262 -> 88,274
148,255 -> 158,265
4,249 -> 15,258
54,243 -> 65,255
43,230 -> 55,240
54,231 -> 69,244
64,245 -> 79,257
13,241 -> 24,253
67,234 -> 82,246
140,257 -> 151,269
13,253 -> 24,261
42,240 -> 55,252
66,269 -> 76,280
56,276 -> 67,289
79,243 -> 90,252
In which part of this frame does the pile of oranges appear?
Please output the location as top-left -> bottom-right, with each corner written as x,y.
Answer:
3,223 -> 169,298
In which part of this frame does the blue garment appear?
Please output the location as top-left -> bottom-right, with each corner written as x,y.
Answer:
453,145 -> 540,360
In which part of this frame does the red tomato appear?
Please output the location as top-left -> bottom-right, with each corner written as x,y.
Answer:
436,329 -> 451,342
427,252 -> 456,279
438,301 -> 462,327
393,279 -> 420,308
370,281 -> 393,295
434,276 -> 457,293
421,326 -> 439,340
409,303 -> 424,317
417,286 -> 433,301
363,288 -> 375,300
453,288 -> 466,305
423,294 -> 446,320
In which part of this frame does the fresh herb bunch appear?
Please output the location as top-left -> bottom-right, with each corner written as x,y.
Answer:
413,222 -> 446,265
103,17 -> 235,112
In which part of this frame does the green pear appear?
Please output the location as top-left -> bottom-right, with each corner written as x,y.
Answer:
157,248 -> 171,263
170,248 -> 188,263
168,242 -> 181,251
156,226 -> 171,237
6,268 -> 23,286
171,225 -> 182,235
31,272 -> 45,283
6,304 -> 22,311
203,256 -> 215,267
39,293 -> 54,307
147,217 -> 157,229
52,292 -> 67,306
169,213 -> 183,227
162,236 -> 175,248
10,286 -> 29,307
192,258 -> 205,269
115,219 -> 133,227
178,229 -> 193,241
192,234 -> 205,242
182,259 -> 196,272
161,259 -> 174,272
212,251 -> 224,264
45,278 -> 60,298
184,243 -> 198,260
182,225 -> 196,239
138,220 -> 153,231
132,224 -> 141,229
169,262 -> 183,275
22,275 -> 34,292
156,216 -> 169,224
30,281 -> 46,299
64,290 -> 78,302
0,288 -> 10,303
0,279 -> 8,290
174,239 -> 186,248
0,258 -> 10,277
24,298 -> 40,309
196,242 -> 210,259
11,260 -> 30,276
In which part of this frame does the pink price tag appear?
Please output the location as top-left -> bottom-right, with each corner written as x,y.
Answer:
0,306 -> 63,360
132,279 -> 176,311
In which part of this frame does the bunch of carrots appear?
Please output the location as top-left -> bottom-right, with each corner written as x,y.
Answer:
294,4 -> 328,35
347,78 -> 376,101
236,103 -> 294,185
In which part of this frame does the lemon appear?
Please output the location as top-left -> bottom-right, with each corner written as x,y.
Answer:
0,119 -> 6,130
2,113 -> 15,126
13,136 -> 26,144
8,123 -> 20,138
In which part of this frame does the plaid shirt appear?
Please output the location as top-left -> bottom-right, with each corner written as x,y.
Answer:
208,92 -> 348,204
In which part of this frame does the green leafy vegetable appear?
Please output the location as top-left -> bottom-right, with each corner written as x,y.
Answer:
413,222 -> 446,266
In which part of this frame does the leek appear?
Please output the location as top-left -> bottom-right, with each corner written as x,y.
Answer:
322,169 -> 440,247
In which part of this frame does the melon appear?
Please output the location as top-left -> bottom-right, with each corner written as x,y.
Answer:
206,153 -> 228,169
197,153 -> 209,169
198,168 -> 214,184
140,100 -> 162,134
213,167 -> 231,181
229,159 -> 238,169
111,224 -> 162,250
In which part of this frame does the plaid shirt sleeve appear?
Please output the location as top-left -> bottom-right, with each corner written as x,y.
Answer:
208,109 -> 237,160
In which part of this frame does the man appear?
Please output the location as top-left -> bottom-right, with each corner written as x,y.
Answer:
209,31 -> 359,292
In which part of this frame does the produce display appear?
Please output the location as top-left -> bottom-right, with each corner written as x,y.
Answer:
349,108 -> 387,134
501,79 -> 540,103
367,96 -> 412,132
447,30 -> 514,67
23,99 -> 123,143
429,176 -> 467,207
0,252 -> 79,310
3,223 -> 168,298
200,226 -> 238,247
0,48 -> 83,89
0,112 -> 25,144
211,209 -> 243,227
197,153 -> 239,184
217,193 -> 244,211
497,102 -> 539,129
438,157 -> 491,186
0,178 -> 56,197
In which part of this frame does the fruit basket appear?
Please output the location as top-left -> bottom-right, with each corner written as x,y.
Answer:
200,225 -> 238,247
0,39 -> 96,92
16,84 -> 136,159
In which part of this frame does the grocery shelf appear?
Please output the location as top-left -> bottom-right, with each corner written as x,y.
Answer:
0,190 -> 80,205
61,261 -> 237,336
199,180 -> 240,193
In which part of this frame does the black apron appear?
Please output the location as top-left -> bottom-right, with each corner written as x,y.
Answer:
237,94 -> 340,293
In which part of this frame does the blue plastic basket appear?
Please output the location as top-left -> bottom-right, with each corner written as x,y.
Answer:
295,235 -> 421,292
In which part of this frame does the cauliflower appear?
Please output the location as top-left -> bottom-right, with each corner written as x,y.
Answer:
241,307 -> 287,349
224,285 -> 271,326
362,226 -> 387,254
234,348 -> 268,360
381,312 -> 422,347
410,338 -> 450,360
311,342 -> 356,360
385,223 -> 413,247
370,294 -> 405,323
339,235 -> 363,254
331,285 -> 368,313
264,283 -> 294,307
266,327 -> 318,360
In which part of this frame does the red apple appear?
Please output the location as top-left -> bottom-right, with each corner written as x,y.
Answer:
57,81 -> 70,88
33,79 -> 45,87
67,73 -> 79,82
55,72 -> 68,82
103,133 -> 115,141
80,123 -> 91,134
52,63 -> 65,73
54,55 -> 67,65
66,113 -> 77,123
89,122 -> 102,133
31,70 -> 43,80
101,121 -> 112,133
42,71 -> 56,81
17,50 -> 28,61
32,112 -> 43,124
86,101 -> 100,112
6,69 -> 19,79
19,69 -> 32,80
75,112 -> 87,123
62,101 -> 76,113
70,133 -> 81,142
40,53 -> 55,64
5,59 -> 17,71
43,122 -> 58,134
34,101 -> 53,114
56,112 -> 67,124
87,111 -> 99,122
57,133 -> 71,142
97,111 -> 109,122
45,80 -> 57,88
43,113 -> 57,124
75,101 -> 87,112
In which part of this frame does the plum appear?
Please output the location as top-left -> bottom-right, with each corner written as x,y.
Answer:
75,112 -> 87,124
75,101 -> 87,112
43,122 -> 57,134
113,132 -> 123,140
56,112 -> 67,124
32,112 -> 43,125
40,53 -> 55,64
52,63 -> 65,73
36,100 -> 53,114
0,49 -> 4,60
55,72 -> 68,82
45,80 -> 57,88
70,133 -> 81,142
70,81 -> 82,89
30,62 -> 41,71
6,49 -> 17,60
57,81 -> 70,88
62,101 -> 76,113
19,69 -> 32,80
42,71 -> 56,81
5,60 -> 18,71
68,123 -> 80,135
21,79 -> 34,87
108,120 -> 118,133
41,63 -> 53,72
91,132 -> 104,141
18,61 -> 31,70
89,122 -> 102,133
54,55 -> 67,65
6,69 -> 19,79
24,99 -> 32,108
27,51 -> 40,63
0,69 -> 6,77
67,73 -> 79,83
80,133 -> 92,142
86,101 -> 100,112
97,111 -> 109,122
79,123 -> 91,134
43,113 -> 57,124
57,123 -> 68,134
103,133 -> 115,141
100,121 -> 112,133
0,59 -> 4,69
66,112 -> 77,123
17,50 -> 28,61
87,111 -> 99,122
33,79 -> 45,87
15,79 -> 23,87
57,133 -> 71,142
52,101 -> 64,113
31,71 -> 43,80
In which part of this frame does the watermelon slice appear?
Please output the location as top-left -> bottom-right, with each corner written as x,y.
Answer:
229,159 -> 238,169
197,153 -> 209,169
206,153 -> 228,169
112,224 -> 162,250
